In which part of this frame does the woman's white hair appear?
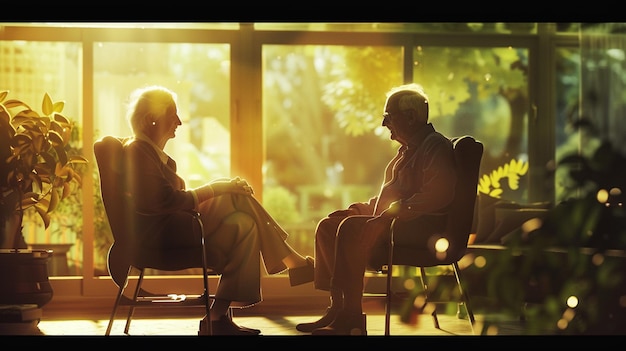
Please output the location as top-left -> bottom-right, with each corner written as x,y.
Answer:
127,85 -> 177,134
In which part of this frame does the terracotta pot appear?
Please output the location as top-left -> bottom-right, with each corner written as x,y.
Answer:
0,249 -> 54,307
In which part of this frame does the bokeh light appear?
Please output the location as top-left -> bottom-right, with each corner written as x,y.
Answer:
521,218 -> 542,233
435,238 -> 449,252
413,295 -> 426,310
591,253 -> 605,266
597,188 -> 609,203
566,296 -> 578,308
609,187 -> 622,196
473,255 -> 487,268
485,325 -> 499,335
403,277 -> 416,290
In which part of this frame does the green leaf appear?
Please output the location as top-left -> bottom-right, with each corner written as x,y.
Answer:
9,133 -> 32,147
53,142 -> 68,165
69,155 -> 89,164
47,189 -> 59,213
12,109 -> 41,124
28,173 -> 43,195
52,112 -> 70,125
3,99 -> 31,110
52,101 -> 65,114
42,92 -> 53,116
48,129 -> 65,146
38,152 -> 57,173
34,205 -> 51,228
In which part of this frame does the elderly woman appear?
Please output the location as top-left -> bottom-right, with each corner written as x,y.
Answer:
124,85 -> 314,335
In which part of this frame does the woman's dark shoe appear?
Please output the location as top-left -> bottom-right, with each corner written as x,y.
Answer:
199,315 -> 261,336
289,256 -> 315,286
238,324 -> 262,334
311,311 -> 367,336
295,307 -> 338,332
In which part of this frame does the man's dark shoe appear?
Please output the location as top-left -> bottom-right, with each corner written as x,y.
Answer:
311,311 -> 367,336
198,315 -> 261,336
296,307 -> 338,332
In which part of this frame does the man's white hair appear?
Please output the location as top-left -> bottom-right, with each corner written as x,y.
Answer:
386,83 -> 429,122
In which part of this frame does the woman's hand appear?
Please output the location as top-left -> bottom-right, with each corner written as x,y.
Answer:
211,177 -> 254,196
232,177 -> 254,195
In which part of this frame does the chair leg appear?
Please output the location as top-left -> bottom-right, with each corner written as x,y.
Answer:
197,215 -> 212,336
384,264 -> 392,336
105,276 -> 129,335
105,265 -> 133,336
124,267 -> 145,335
419,267 -> 440,329
105,289 -> 122,336
384,220 -> 396,336
452,262 -> 475,333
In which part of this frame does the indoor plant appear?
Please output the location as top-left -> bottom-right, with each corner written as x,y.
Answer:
0,90 -> 87,307
0,90 -> 87,249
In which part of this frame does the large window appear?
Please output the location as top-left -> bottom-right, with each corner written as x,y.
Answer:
0,23 -> 595,300
262,45 -> 404,256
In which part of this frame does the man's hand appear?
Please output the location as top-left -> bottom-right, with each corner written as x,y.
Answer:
378,200 -> 402,218
328,209 -> 355,217
390,200 -> 402,212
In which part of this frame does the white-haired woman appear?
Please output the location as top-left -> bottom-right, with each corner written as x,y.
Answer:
123,85 -> 314,335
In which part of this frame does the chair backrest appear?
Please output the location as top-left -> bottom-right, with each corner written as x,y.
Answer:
444,135 -> 484,262
94,136 -> 133,287
368,135 -> 483,270
95,136 -> 207,287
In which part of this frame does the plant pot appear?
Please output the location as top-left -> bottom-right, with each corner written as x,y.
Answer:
29,243 -> 74,276
0,249 -> 54,308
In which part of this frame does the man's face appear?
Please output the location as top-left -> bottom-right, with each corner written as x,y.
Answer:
382,97 -> 412,144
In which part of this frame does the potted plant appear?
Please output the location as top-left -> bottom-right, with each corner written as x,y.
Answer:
0,90 -> 87,307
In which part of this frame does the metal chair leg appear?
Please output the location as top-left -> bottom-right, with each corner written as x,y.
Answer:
105,269 -> 131,335
196,214 -> 212,336
419,267 -> 440,329
452,262 -> 475,333
384,218 -> 397,336
384,264 -> 392,336
124,268 -> 145,334
105,265 -> 134,336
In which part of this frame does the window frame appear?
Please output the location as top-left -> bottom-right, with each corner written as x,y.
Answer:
0,23 -> 575,299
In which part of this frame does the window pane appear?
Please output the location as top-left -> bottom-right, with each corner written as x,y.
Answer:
262,45 -> 404,257
0,40 -> 83,276
92,42 -> 230,275
413,46 -> 530,204
555,47 -> 581,203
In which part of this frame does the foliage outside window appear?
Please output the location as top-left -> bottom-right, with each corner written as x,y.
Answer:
478,159 -> 529,199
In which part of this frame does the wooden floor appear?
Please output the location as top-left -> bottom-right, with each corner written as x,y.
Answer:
1,297 -> 531,337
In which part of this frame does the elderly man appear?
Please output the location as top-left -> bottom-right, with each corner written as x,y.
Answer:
296,83 -> 457,335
